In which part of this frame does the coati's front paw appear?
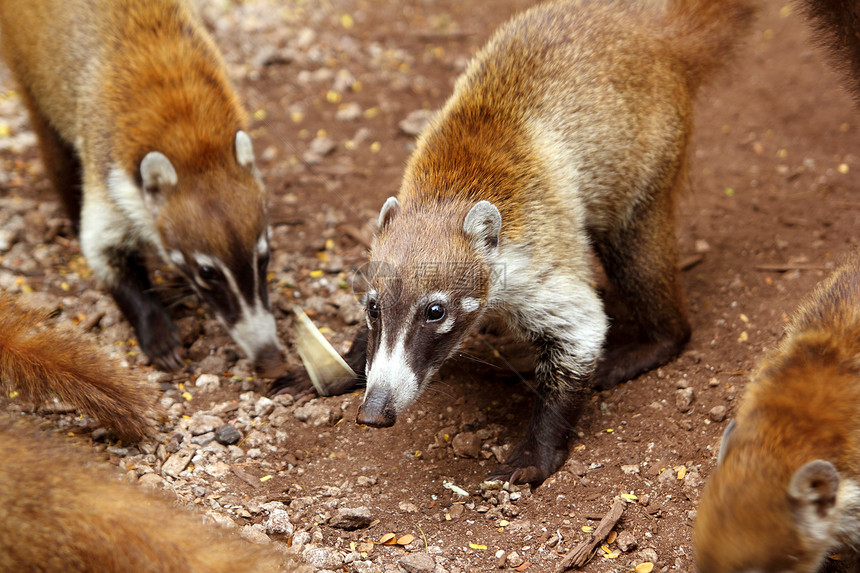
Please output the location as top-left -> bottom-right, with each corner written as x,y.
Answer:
138,316 -> 184,372
487,440 -> 568,486
267,370 -> 315,398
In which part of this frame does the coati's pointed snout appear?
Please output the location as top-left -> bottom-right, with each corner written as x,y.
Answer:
357,392 -> 398,428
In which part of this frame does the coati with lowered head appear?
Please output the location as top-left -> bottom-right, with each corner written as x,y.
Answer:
0,417 -> 301,572
273,0 -> 757,485
0,292 -> 153,442
0,0 -> 285,376
694,256 -> 860,573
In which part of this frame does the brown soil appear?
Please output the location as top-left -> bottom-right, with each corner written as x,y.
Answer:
2,1 -> 859,572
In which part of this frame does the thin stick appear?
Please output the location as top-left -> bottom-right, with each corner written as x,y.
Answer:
556,498 -> 625,572
754,263 -> 831,272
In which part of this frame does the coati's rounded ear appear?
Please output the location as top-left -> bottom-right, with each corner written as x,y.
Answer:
716,419 -> 736,465
378,197 -> 400,230
140,151 -> 178,192
464,200 -> 501,253
788,460 -> 840,517
235,130 -> 255,168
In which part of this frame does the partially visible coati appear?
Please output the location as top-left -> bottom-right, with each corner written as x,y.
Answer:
694,257 -> 860,573
0,292 -> 153,442
0,0 -> 285,376
797,0 -> 860,106
0,417 -> 301,572
273,0 -> 757,485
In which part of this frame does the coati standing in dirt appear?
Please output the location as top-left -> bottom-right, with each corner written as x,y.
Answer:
0,292 -> 153,442
694,257 -> 860,573
0,417 -> 301,572
0,0 -> 285,376
272,0 -> 757,485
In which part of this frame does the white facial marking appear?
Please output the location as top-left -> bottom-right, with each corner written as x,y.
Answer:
256,233 -> 268,257
365,328 -> 419,413
235,130 -> 255,168
461,297 -> 480,313
436,314 -> 455,335
168,250 -> 185,267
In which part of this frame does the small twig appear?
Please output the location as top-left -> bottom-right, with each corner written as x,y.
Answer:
679,254 -> 704,271
231,465 -> 262,490
556,498 -> 625,572
754,263 -> 831,272
79,310 -> 106,332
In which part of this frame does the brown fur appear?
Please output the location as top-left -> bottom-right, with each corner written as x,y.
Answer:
796,0 -> 860,107
0,0 -> 279,373
0,293 -> 154,442
695,256 -> 860,573
0,418 -> 300,572
342,0 -> 757,486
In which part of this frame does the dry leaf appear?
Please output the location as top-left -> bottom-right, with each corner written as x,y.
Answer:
379,533 -> 396,545
636,562 -> 655,573
607,530 -> 617,544
397,534 -> 414,545
469,543 -> 487,550
514,562 -> 531,571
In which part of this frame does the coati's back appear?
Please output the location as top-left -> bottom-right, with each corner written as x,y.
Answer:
694,258 -> 860,573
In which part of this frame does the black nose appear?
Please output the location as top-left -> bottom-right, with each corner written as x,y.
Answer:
357,395 -> 397,427
253,344 -> 286,378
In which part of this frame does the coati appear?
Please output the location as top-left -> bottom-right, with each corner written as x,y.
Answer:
694,257 -> 860,573
0,418 -> 301,572
0,0 -> 285,376
272,0 -> 757,485
0,292 -> 153,442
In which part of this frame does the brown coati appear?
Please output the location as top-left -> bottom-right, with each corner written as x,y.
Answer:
0,292 -> 153,442
0,0 -> 285,376
0,417 -> 302,572
272,0 -> 757,485
694,256 -> 860,573
797,0 -> 860,107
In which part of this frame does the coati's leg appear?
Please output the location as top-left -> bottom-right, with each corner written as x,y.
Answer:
268,324 -> 367,397
592,189 -> 691,390
108,248 -> 184,372
488,336 -> 591,486
17,88 -> 83,230
489,281 -> 606,486
79,190 -> 183,372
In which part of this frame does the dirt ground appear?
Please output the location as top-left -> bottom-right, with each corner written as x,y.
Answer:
2,1 -> 860,572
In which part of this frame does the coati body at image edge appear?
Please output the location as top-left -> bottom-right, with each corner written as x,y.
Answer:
0,0 -> 285,376
694,256 -> 860,573
273,0 -> 758,485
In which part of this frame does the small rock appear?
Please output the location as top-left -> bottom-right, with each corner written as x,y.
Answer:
675,387 -> 695,412
187,414 -> 223,436
161,449 -> 194,477
506,551 -> 524,568
615,530 -> 638,552
294,400 -> 334,426
567,459 -> 588,477
709,405 -> 727,422
195,373 -> 220,392
452,432 -> 481,458
636,548 -> 659,565
137,473 -> 168,490
329,506 -> 374,531
335,102 -> 362,121
356,475 -> 377,487
254,396 -> 275,418
239,523 -> 271,545
683,471 -> 704,489
399,501 -> 419,513
214,424 -> 242,445
303,545 -> 344,569
264,508 -> 294,536
398,552 -> 436,572
303,136 -> 336,164
658,468 -> 676,486
198,355 -> 227,376
621,464 -> 640,475
447,504 -> 464,521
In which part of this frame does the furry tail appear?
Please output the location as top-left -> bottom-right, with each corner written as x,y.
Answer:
662,0 -> 759,91
796,0 -> 860,107
0,293 -> 153,441
0,418 -> 302,573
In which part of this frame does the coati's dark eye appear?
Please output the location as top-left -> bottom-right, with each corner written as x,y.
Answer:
198,266 -> 219,283
426,303 -> 445,322
367,299 -> 380,321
